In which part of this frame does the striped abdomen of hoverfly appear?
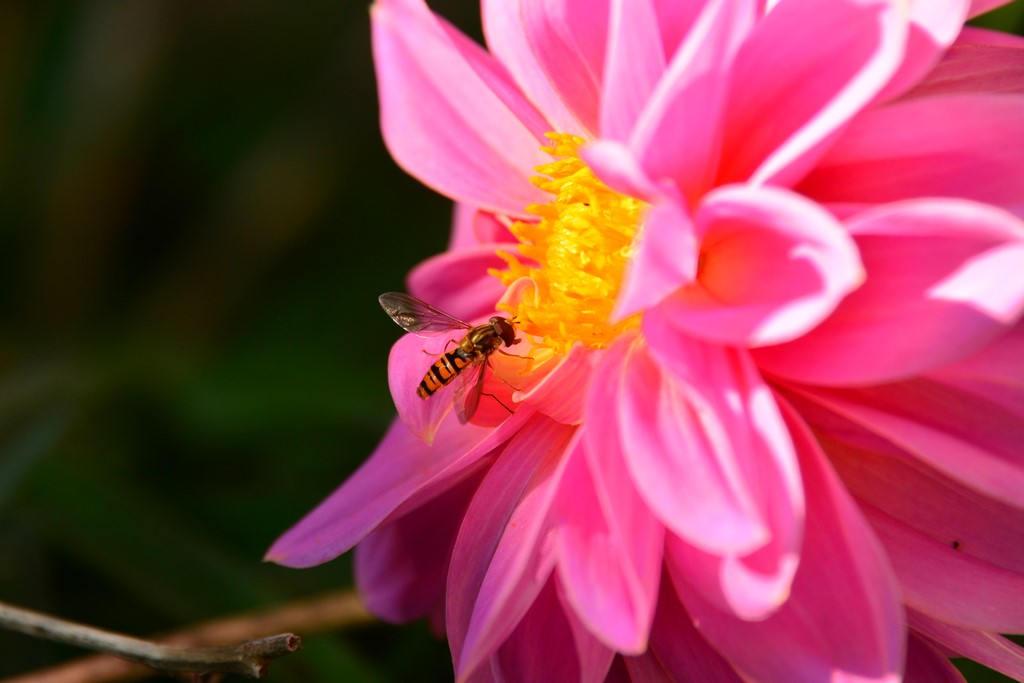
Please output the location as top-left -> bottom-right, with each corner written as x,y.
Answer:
416,319 -> 514,398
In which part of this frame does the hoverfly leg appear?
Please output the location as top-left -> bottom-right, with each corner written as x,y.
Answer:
421,338 -> 459,356
497,347 -> 533,360
482,390 -> 515,416
484,359 -> 525,393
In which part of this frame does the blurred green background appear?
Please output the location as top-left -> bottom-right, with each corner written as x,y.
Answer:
0,1 -> 1021,681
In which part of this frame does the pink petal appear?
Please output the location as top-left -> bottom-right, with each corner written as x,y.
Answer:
909,611 -> 1024,681
755,199 -> 1024,385
617,338 -> 762,553
622,332 -> 805,577
904,634 -> 968,683
449,204 -> 516,250
481,0 -> 581,135
656,185 -> 863,347
865,507 -> 1024,632
651,0 -> 704,57
613,199 -> 698,321
513,0 -> 611,137
629,0 -> 756,201
797,95 -> 1024,212
407,244 -> 510,322
930,321 -> 1024,420
602,657 -> 634,683
874,0 -> 970,102
632,343 -> 804,620
798,385 -> 1024,576
372,0 -> 548,215
447,416 -> 576,681
555,581 -> 617,683
968,0 -> 1018,17
354,469 -> 483,622
516,348 -> 598,428
717,0 -> 907,188
387,331 -> 461,443
674,400 -> 904,683
620,653 -> 674,682
599,0 -> 665,141
265,413 -> 523,568
514,343 -> 595,425
647,577 -> 745,683
558,407 -> 664,653
583,139 -> 673,203
956,26 -> 1024,49
783,377 -> 1024,518
901,45 -> 1024,99
491,579 -> 584,683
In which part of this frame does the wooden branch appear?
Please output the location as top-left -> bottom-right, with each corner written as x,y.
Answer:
3,590 -> 372,683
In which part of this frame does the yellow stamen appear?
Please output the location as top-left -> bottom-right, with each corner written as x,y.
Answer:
491,133 -> 643,355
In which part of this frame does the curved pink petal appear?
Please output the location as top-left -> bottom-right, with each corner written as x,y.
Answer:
909,611 -> 1024,681
620,652 -> 674,682
507,0 -> 611,137
447,416 -> 576,681
481,0 -> 581,135
407,244 -> 510,322
796,385 -> 1024,576
865,507 -> 1024,632
968,0 -> 1018,17
636,346 -> 803,620
675,400 -> 904,683
556,376 -> 663,654
599,0 -> 665,141
354,469 -> 483,622
904,634 -> 968,683
617,338 -> 763,554
613,199 -> 698,321
786,382 -> 1024,509
647,577 -> 745,683
265,413 -> 523,568
755,200 -> 1024,385
797,95 -> 1024,212
629,0 -> 756,201
555,446 -> 661,654
514,342 -> 594,425
956,26 -> 1024,49
930,321 -> 1024,420
656,185 -> 862,348
372,0 -> 548,215
554,581 -> 617,683
784,379 -> 1024,509
901,45 -> 1024,100
624,330 -> 805,593
387,331 -> 463,443
717,0 -> 907,188
874,0 -> 970,102
491,579 -> 584,683
582,139 -> 672,203
651,0 -> 704,58
449,204 -> 516,251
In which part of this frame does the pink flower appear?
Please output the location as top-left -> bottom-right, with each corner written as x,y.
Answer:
268,1 -> 1024,681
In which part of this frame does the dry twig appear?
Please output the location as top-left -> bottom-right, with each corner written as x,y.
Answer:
2,590 -> 372,683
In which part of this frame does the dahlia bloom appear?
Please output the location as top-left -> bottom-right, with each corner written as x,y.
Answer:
269,0 -> 1024,680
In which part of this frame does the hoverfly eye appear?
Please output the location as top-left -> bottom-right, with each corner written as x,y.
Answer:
496,319 -> 517,347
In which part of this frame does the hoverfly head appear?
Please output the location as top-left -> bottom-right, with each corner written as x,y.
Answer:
490,316 -> 519,347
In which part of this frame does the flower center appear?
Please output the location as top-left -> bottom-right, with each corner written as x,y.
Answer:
492,133 -> 643,355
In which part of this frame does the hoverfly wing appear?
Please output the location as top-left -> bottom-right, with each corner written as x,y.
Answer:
452,361 -> 487,424
379,292 -> 472,335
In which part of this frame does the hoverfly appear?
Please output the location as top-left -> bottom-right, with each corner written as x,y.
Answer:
379,292 -> 521,423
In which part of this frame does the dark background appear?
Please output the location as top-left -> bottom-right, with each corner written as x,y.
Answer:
0,2 -> 1021,681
